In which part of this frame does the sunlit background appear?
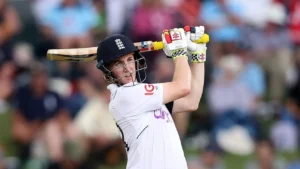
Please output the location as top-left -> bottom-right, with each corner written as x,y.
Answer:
0,0 -> 299,169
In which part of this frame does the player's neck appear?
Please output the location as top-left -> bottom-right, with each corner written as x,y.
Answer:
122,80 -> 139,87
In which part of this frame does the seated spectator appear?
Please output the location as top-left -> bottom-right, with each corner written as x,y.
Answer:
270,118 -> 298,152
11,62 -> 74,169
92,0 -> 107,40
32,0 -> 62,24
129,0 -> 177,42
128,0 -> 178,78
39,0 -> 98,81
208,55 -> 260,139
270,98 -> 299,152
40,0 -> 97,49
286,76 -> 300,150
199,0 -> 243,59
245,139 -> 287,169
248,2 -> 292,102
238,42 -> 266,105
74,77 -> 123,167
200,0 -> 243,43
0,0 -> 21,62
176,0 -> 201,27
269,75 -> 300,153
0,62 -> 15,113
188,142 -> 225,169
208,55 -> 255,114
0,0 -> 20,113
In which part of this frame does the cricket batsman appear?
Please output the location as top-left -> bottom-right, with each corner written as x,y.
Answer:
96,26 -> 207,169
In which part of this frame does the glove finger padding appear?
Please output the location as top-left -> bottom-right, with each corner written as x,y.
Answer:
186,26 -> 207,63
162,28 -> 188,60
190,26 -> 204,41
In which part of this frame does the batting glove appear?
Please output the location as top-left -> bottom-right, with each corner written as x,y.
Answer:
185,26 -> 207,63
162,28 -> 188,60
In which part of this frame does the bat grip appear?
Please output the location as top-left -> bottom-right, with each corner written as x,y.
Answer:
151,33 -> 210,51
152,41 -> 164,51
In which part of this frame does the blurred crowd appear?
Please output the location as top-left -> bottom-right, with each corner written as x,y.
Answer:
0,0 -> 299,169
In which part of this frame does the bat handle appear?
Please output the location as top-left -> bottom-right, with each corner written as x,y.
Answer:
151,33 -> 210,51
152,41 -> 164,51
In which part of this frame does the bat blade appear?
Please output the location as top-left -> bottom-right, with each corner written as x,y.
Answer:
47,47 -> 98,62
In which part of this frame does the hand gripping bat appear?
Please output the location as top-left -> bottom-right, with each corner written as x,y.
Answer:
46,26 -> 209,62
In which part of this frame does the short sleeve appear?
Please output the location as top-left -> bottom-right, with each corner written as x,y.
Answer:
165,101 -> 174,114
112,83 -> 163,116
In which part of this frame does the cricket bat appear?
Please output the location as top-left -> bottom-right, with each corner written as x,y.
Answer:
47,34 -> 209,62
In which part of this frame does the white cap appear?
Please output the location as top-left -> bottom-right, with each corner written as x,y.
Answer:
266,3 -> 286,25
49,78 -> 72,98
219,54 -> 243,76
216,125 -> 254,156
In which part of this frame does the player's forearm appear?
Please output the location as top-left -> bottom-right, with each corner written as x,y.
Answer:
184,63 -> 205,109
173,57 -> 192,92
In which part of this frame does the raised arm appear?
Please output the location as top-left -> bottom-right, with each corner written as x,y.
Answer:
172,26 -> 208,113
161,28 -> 192,104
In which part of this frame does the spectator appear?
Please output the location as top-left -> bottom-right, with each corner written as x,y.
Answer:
208,55 -> 260,139
236,42 -> 266,115
32,0 -> 62,24
248,2 -> 292,102
0,0 -> 20,112
188,142 -> 225,169
0,62 -> 15,113
40,0 -> 97,49
0,0 -> 21,62
38,0 -> 98,82
269,55 -> 300,151
236,0 -> 272,28
283,0 -> 300,46
200,0 -> 243,42
11,62 -> 73,169
176,0 -> 201,27
286,74 -> 300,150
245,139 -> 287,169
129,0 -> 177,41
74,77 -> 123,167
151,55 -> 174,83
199,0 -> 243,59
208,55 -> 255,114
270,116 -> 298,152
105,0 -> 140,35
92,0 -> 107,40
238,43 -> 266,102
127,0 -> 178,82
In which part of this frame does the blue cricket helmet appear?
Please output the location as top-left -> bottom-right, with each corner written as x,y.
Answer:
96,34 -> 147,84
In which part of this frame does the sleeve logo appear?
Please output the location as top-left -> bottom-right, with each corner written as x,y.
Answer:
144,84 -> 155,95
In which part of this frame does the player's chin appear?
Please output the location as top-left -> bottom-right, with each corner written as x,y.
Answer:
121,76 -> 136,84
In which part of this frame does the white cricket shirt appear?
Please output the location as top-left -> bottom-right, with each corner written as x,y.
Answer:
107,82 -> 188,169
